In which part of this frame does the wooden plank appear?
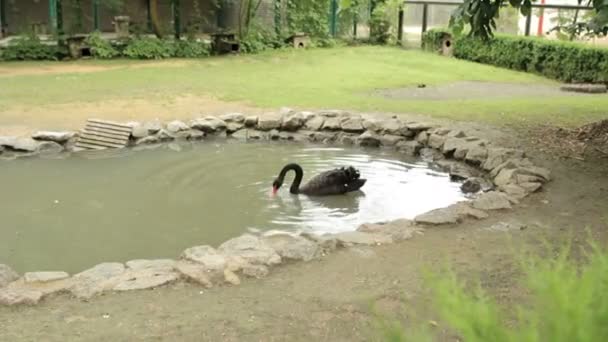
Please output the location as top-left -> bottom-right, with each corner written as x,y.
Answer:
80,131 -> 130,143
81,129 -> 130,140
85,122 -> 132,134
75,118 -> 133,150
74,142 -> 110,150
77,137 -> 126,148
87,119 -> 132,131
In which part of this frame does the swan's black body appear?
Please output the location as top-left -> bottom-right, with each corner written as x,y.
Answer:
272,163 -> 366,196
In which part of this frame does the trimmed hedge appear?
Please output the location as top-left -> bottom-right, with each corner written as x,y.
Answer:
422,29 -> 608,84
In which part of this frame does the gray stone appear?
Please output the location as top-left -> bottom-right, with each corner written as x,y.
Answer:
1,137 -> 40,152
416,131 -> 429,145
166,120 -> 189,133
321,117 -> 342,131
112,268 -> 179,291
500,184 -> 529,199
70,263 -> 125,299
461,177 -> 493,194
447,130 -> 466,138
218,234 -> 282,266
144,120 -> 163,134
318,109 -> 345,117
37,141 -> 64,154
304,115 -> 325,131
0,264 -> 19,288
281,112 -> 305,131
181,245 -> 227,271
299,111 -> 316,121
415,202 -> 488,225
174,129 -> 205,140
420,147 -> 444,161
262,232 -> 321,262
257,113 -> 283,131
156,129 -> 175,141
357,131 -> 381,147
357,219 -> 422,242
220,113 -> 246,123
332,231 -> 393,246
300,233 -> 337,253
443,137 -> 477,157
472,191 -> 512,210
380,119 -> 412,137
0,288 -> 43,306
449,163 -> 478,181
135,135 -> 160,145
279,107 -> 295,116
482,148 -> 525,171
465,146 -> 488,165
380,134 -> 405,146
341,117 -> 365,133
519,182 -> 542,193
131,125 -> 149,139
126,259 -> 176,272
226,122 -> 244,133
241,264 -> 269,279
223,269 -> 241,285
308,131 -> 336,143
490,158 -> 534,178
431,127 -> 451,136
32,131 -> 75,144
396,140 -> 422,155
405,122 -> 433,132
24,272 -> 69,283
175,262 -> 213,288
428,134 -> 446,149
362,118 -> 382,132
189,116 -> 227,133
244,116 -> 259,127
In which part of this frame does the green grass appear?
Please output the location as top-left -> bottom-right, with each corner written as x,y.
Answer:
375,237 -> 608,342
1,46 -> 606,127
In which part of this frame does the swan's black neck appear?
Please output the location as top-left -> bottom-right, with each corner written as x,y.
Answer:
278,163 -> 304,194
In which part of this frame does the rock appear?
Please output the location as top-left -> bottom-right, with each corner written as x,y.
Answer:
332,231 -> 393,246
308,131 -> 336,143
131,125 -> 149,139
447,130 -> 466,138
144,120 -> 163,134
218,234 -> 281,266
357,219 -> 422,242
281,112 -> 305,131
405,122 -> 433,132
472,191 -> 512,210
362,118 -> 382,132
175,262 -> 213,288
32,131 -> 75,144
241,264 -> 269,279
341,117 -> 365,133
431,127 -> 451,136
443,137 -> 477,157
357,131 -> 381,147
220,113 -> 246,123
181,246 -> 227,271
465,146 -> 488,165
337,133 -> 356,145
299,111 -> 316,121
37,141 -> 64,154
490,158 -> 534,178
321,117 -> 342,131
0,288 -> 43,306
318,109 -> 345,117
396,140 -> 422,155
135,135 -> 160,145
416,131 -> 429,145
166,120 -> 189,133
0,264 -> 19,288
230,129 -> 249,140
174,129 -> 205,140
24,272 -> 69,283
449,163 -> 478,181
1,137 -> 40,152
461,177 -> 493,194
380,134 -> 405,146
261,232 -> 321,262
300,233 -> 337,253
415,202 -> 488,225
519,182 -> 542,193
380,119 -> 412,137
269,129 -> 281,140
428,134 -> 446,149
305,115 -> 325,131
126,259 -> 176,272
482,148 -> 525,171
189,116 -> 227,133
257,113 -> 282,131
226,122 -> 244,133
223,269 -> 241,285
420,147 -> 444,161
112,269 -> 179,291
244,116 -> 259,127
279,107 -> 295,116
70,263 -> 125,299
247,130 -> 269,140
156,129 -> 175,141
500,184 -> 529,199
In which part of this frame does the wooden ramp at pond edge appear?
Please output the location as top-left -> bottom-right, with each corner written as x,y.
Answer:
74,119 -> 132,151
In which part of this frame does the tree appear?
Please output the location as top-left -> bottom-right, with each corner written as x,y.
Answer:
149,0 -> 163,38
450,0 -> 608,39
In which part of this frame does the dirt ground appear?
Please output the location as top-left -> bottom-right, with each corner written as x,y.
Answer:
1,110 -> 607,341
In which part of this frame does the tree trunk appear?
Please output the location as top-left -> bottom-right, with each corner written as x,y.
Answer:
149,0 -> 163,38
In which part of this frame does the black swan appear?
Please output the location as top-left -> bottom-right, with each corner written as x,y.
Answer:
272,163 -> 366,196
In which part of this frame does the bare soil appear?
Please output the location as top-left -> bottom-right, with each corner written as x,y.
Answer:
1,111 -> 607,341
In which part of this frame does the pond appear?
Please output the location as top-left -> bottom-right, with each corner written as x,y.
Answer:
0,140 -> 467,273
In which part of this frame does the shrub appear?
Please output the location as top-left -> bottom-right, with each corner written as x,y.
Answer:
85,31 -> 119,59
174,40 -> 211,58
453,35 -> 608,83
421,28 -> 452,53
0,34 -> 63,61
123,37 -> 175,59
240,26 -> 285,54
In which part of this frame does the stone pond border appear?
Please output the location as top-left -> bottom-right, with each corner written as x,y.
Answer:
0,108 -> 551,306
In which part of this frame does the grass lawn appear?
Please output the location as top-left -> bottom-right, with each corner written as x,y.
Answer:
1,46 -> 606,128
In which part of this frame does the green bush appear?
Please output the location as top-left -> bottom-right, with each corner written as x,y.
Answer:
123,37 -> 175,59
174,40 -> 211,58
85,31 -> 119,59
240,26 -> 285,54
453,35 -> 608,83
0,34 -> 63,61
421,28 -> 452,53
375,238 -> 608,341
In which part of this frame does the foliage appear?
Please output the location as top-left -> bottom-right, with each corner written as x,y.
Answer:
368,0 -> 402,44
240,25 -> 284,54
286,0 -> 331,38
174,39 -> 211,58
0,34 -> 63,61
238,0 -> 264,37
450,0 -> 608,39
453,34 -> 608,83
123,37 -> 175,59
421,29 -> 452,52
375,238 -> 608,342
85,31 -> 120,59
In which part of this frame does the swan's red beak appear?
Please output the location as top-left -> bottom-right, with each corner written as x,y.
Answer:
271,186 -> 278,195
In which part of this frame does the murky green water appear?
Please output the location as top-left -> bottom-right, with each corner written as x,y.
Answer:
0,141 -> 466,273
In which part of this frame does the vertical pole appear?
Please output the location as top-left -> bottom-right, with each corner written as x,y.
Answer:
0,0 -> 5,37
537,0 -> 545,36
525,12 -> 531,36
353,15 -> 357,38
173,0 -> 181,39
329,0 -> 338,37
421,3 -> 428,35
397,6 -> 404,43
274,0 -> 281,36
50,0 -> 58,33
93,0 -> 100,31
56,0 -> 64,38
146,0 -> 152,32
